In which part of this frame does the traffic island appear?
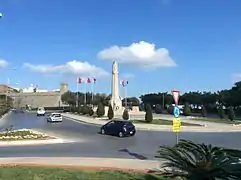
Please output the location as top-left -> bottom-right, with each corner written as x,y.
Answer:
0,129 -> 64,146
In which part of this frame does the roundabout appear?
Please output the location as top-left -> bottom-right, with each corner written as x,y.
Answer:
0,112 -> 241,160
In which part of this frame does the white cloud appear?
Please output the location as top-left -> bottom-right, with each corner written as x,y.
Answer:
97,41 -> 176,68
120,73 -> 135,80
233,74 -> 241,82
0,59 -> 8,68
23,60 -> 109,77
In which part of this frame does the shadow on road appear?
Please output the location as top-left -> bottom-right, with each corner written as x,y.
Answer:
118,149 -> 148,160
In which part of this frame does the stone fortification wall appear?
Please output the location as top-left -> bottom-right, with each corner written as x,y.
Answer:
8,92 -> 62,108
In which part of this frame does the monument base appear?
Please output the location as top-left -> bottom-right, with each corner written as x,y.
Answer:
109,98 -> 123,118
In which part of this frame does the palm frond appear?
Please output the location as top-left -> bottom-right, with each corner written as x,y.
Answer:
156,139 -> 241,179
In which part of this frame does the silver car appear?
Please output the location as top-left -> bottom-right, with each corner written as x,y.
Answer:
47,113 -> 63,123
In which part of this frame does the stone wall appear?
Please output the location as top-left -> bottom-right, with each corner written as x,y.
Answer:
8,92 -> 62,108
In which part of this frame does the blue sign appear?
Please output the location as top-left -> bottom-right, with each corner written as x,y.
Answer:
173,106 -> 180,118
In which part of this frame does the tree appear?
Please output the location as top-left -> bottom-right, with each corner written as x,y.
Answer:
201,106 -> 207,117
107,104 -> 114,120
89,107 -> 94,116
218,106 -> 225,119
154,104 -> 162,114
122,109 -> 129,120
145,103 -> 153,123
156,139 -> 241,179
228,106 -> 235,121
96,103 -> 105,117
183,103 -> 191,116
167,105 -> 174,115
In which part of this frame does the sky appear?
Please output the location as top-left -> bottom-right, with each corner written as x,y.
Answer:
0,0 -> 241,97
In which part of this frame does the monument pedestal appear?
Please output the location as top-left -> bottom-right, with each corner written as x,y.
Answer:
110,97 -> 123,117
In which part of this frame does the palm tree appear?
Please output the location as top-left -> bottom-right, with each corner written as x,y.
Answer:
156,139 -> 241,180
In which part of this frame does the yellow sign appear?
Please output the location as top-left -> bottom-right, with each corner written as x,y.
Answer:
172,118 -> 181,132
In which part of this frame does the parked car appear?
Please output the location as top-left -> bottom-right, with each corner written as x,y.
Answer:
37,107 -> 45,116
100,120 -> 136,137
46,113 -> 63,123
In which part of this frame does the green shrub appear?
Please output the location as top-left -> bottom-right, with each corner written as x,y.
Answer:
78,106 -> 83,114
89,108 -> 94,116
201,106 -> 207,117
228,106 -> 235,121
96,103 -> 105,117
167,105 -> 174,115
122,109 -> 129,120
107,104 -> 114,119
145,103 -> 153,123
183,103 -> 191,116
82,105 -> 89,115
218,107 -> 225,119
155,104 -> 162,114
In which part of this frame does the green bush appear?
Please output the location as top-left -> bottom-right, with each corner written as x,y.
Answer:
96,103 -> 105,117
201,106 -> 207,117
77,106 -> 84,114
183,103 -> 191,116
107,104 -> 114,119
228,106 -> 235,121
89,108 -> 94,116
145,103 -> 153,123
154,104 -> 162,114
167,105 -> 174,115
122,109 -> 129,120
82,106 -> 89,115
218,107 -> 225,119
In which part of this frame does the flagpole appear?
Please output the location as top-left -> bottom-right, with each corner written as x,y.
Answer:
76,78 -> 79,107
84,81 -> 87,105
91,81 -> 94,105
125,85 -> 128,108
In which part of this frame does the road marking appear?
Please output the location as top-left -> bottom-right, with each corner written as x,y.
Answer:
63,116 -> 100,127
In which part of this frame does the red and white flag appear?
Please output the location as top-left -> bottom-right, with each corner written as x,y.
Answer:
87,78 -> 91,83
77,77 -> 82,84
120,80 -> 128,87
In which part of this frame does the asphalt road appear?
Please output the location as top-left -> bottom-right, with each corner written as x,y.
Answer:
0,112 -> 241,160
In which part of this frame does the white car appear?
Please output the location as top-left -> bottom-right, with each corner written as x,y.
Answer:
37,107 -> 45,116
47,113 -> 63,123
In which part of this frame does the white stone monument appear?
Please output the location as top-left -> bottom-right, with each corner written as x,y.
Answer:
109,61 -> 123,116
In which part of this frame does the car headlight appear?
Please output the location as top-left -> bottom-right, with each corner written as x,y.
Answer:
123,127 -> 127,131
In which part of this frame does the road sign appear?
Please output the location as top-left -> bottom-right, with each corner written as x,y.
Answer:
173,106 -> 180,118
172,118 -> 181,133
172,90 -> 180,105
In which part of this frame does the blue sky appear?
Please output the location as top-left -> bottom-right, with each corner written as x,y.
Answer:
0,0 -> 241,97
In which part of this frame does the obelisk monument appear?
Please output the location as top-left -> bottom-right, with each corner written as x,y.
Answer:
110,61 -> 123,116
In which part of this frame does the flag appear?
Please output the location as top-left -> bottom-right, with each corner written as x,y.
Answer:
93,77 -> 96,83
77,77 -> 82,84
120,80 -> 128,87
87,78 -> 91,83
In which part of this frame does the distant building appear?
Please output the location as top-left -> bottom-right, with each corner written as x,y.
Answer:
0,84 -> 19,93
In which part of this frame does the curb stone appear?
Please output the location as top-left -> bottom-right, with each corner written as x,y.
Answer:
0,157 -> 161,171
0,138 -> 65,146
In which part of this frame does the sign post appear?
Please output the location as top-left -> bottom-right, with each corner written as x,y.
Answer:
171,90 -> 181,144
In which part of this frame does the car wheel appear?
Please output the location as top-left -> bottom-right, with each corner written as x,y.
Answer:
118,132 -> 123,138
101,128 -> 105,135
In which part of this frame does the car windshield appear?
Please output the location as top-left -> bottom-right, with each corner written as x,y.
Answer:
38,108 -> 44,111
52,114 -> 61,117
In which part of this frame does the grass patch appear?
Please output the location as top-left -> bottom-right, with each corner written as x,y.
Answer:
131,119 -> 201,126
0,166 -> 170,180
190,117 -> 241,124
0,130 -> 53,141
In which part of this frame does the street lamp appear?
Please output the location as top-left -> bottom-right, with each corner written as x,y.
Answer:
0,13 -> 3,18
